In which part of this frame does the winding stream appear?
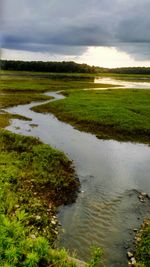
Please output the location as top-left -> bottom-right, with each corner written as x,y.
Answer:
5,79 -> 150,267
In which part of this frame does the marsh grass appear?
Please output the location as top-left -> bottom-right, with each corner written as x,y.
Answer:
0,92 -> 51,128
0,93 -> 51,109
135,220 -> 150,267
0,130 -> 80,266
33,89 -> 150,144
0,71 -> 117,93
0,113 -> 32,128
0,71 -> 117,129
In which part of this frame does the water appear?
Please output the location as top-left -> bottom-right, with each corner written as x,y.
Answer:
95,77 -> 150,89
5,85 -> 150,266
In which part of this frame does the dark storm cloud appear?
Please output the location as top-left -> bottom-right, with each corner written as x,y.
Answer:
1,0 -> 150,60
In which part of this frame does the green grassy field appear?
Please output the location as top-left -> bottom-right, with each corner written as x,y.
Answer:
1,70 -> 150,144
0,71 -> 117,92
33,89 -> 150,144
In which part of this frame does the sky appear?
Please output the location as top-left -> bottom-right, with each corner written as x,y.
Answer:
1,0 -> 150,68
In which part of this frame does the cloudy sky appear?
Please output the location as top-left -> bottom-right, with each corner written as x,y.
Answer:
1,0 -> 150,67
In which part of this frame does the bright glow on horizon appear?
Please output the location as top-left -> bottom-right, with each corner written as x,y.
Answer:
76,47 -> 150,67
2,47 -> 150,68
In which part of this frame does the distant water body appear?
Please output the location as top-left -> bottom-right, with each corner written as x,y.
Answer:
95,77 -> 150,89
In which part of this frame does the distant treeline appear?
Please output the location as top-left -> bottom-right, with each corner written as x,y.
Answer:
108,67 -> 150,74
0,60 -> 101,73
0,60 -> 150,74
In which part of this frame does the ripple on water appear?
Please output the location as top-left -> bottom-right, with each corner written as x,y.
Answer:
58,189 -> 150,266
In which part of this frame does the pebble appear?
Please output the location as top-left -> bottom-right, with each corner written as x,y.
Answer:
138,195 -> 145,203
127,251 -> 134,259
138,191 -> 150,203
51,219 -> 56,225
135,237 -> 141,242
54,230 -> 58,235
141,192 -> 147,197
131,257 -> 136,265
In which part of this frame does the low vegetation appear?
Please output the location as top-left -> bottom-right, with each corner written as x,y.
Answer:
0,112 -> 31,128
0,93 -> 51,109
33,89 -> 150,144
0,129 -> 81,266
0,72 -> 116,93
135,220 -> 150,267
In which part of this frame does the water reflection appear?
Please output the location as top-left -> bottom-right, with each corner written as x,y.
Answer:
95,77 -> 150,89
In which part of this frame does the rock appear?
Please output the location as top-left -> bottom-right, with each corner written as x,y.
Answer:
146,194 -> 150,199
69,257 -> 86,267
51,219 -> 56,225
54,230 -> 58,235
135,237 -> 141,243
127,251 -> 134,259
140,192 -> 147,197
138,195 -> 144,201
145,221 -> 150,227
131,257 -> 136,265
